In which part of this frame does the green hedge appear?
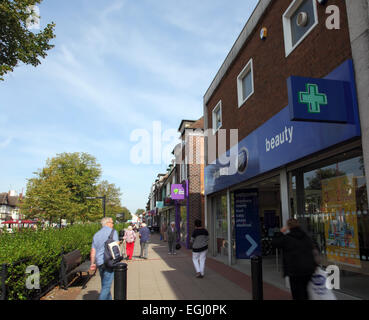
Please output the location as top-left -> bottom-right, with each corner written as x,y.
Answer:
0,223 -> 127,300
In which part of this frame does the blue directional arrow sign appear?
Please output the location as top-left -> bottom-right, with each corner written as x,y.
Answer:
234,190 -> 261,259
246,234 -> 258,257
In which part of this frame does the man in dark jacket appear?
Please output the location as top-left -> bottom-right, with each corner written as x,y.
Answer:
272,218 -> 316,300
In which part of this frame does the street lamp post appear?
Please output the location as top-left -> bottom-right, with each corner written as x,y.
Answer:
86,195 -> 106,217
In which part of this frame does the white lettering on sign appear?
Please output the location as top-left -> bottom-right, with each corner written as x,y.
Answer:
265,126 -> 294,152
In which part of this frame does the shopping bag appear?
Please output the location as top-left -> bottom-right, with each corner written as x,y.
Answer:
307,267 -> 337,300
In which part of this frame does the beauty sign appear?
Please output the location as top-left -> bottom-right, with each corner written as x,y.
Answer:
171,184 -> 185,200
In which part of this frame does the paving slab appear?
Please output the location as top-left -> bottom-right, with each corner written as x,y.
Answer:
74,233 -> 290,300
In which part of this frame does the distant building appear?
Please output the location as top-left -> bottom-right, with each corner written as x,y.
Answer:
0,190 -> 23,226
147,118 -> 205,248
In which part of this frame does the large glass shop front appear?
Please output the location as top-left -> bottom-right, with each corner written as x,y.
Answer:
210,148 -> 369,299
290,149 -> 368,299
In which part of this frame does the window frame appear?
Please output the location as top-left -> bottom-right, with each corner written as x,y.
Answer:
212,100 -> 223,134
237,58 -> 254,108
282,0 -> 319,57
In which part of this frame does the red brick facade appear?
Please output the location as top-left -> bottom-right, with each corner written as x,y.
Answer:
206,0 -> 352,163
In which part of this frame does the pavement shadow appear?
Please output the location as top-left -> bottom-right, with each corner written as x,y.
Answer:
82,290 -> 100,300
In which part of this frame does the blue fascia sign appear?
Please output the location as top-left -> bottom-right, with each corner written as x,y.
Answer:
204,59 -> 361,195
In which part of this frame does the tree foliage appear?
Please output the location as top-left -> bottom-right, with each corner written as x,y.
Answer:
135,208 -> 145,216
21,152 -> 102,223
96,180 -> 123,220
0,0 -> 55,80
116,207 -> 132,223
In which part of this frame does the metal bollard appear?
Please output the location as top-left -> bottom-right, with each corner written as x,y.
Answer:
251,255 -> 263,300
1,263 -> 7,300
114,262 -> 127,300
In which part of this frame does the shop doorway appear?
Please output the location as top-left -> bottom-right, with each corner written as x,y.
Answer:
230,176 -> 282,272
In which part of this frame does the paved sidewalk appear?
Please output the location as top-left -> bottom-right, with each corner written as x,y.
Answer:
75,233 -> 291,300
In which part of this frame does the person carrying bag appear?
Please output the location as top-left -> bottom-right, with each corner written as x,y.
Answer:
272,218 -> 317,300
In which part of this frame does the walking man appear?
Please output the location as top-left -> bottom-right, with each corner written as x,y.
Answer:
190,219 -> 209,278
167,221 -> 178,255
89,217 -> 119,300
272,218 -> 316,300
139,223 -> 150,259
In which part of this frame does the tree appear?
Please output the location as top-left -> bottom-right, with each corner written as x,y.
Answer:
0,0 -> 55,80
21,152 -> 102,223
21,173 -> 71,224
116,207 -> 132,223
135,209 -> 145,216
96,180 -> 123,220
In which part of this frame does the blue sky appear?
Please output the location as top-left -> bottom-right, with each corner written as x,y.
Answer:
0,0 -> 258,214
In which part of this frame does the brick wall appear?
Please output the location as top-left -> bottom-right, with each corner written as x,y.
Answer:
206,0 -> 352,163
187,134 -> 205,240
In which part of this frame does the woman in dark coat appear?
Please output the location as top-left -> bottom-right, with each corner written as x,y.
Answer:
272,219 -> 317,300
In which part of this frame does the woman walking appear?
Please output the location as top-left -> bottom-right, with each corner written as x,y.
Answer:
190,219 -> 209,278
123,225 -> 136,260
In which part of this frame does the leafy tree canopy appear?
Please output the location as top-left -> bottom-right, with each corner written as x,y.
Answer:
96,180 -> 123,221
21,152 -> 102,223
135,209 -> 145,216
0,0 -> 55,80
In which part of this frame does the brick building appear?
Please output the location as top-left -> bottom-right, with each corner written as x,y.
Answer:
203,0 -> 369,299
176,118 -> 205,248
148,118 -> 205,249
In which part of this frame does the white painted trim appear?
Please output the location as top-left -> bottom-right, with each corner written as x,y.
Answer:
237,58 -> 254,108
212,100 -> 222,134
283,0 -> 319,57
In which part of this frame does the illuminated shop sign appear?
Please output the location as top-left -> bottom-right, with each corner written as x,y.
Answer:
287,75 -> 353,123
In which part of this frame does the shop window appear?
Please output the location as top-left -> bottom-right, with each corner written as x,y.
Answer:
283,0 -> 318,57
212,101 -> 222,133
215,194 -> 228,257
293,154 -> 369,299
237,59 -> 254,108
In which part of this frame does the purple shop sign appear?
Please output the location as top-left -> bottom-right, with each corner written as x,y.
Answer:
171,184 -> 185,200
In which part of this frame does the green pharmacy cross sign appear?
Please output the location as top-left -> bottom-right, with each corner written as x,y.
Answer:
299,83 -> 328,113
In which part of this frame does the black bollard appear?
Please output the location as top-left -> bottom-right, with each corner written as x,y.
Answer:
1,264 -> 7,300
114,262 -> 127,300
251,255 -> 263,300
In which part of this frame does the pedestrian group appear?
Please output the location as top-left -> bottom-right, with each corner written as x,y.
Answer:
90,216 -> 324,301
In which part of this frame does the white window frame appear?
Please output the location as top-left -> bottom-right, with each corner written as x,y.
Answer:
212,100 -> 222,134
237,58 -> 254,108
283,0 -> 319,57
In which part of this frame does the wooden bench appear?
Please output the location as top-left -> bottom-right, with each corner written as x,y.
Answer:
60,249 -> 93,290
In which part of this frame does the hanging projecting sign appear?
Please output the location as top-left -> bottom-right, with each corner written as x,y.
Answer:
171,184 -> 185,200
287,76 -> 352,123
234,190 -> 261,259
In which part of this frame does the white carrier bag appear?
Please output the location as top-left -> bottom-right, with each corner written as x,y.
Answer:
307,267 -> 337,300
108,241 -> 122,261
